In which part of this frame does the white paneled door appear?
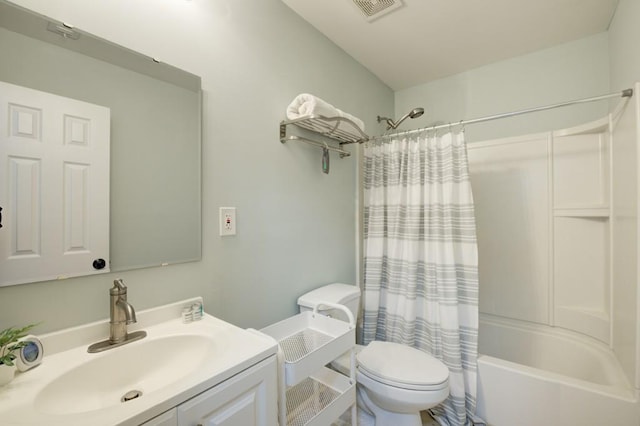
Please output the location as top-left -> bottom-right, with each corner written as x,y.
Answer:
0,81 -> 110,286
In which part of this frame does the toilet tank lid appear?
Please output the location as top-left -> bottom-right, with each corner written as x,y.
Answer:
297,283 -> 360,308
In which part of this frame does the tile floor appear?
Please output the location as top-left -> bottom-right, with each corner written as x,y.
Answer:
332,409 -> 440,425
421,410 -> 440,425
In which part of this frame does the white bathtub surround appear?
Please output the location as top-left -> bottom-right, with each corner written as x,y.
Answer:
476,315 -> 638,425
466,107 -> 640,424
362,131 -> 480,425
468,117 -> 617,343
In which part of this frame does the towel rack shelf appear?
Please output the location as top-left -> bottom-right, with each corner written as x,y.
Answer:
283,135 -> 352,158
279,115 -> 369,159
280,115 -> 369,145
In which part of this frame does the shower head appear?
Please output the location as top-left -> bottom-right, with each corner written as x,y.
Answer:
408,107 -> 424,119
377,107 -> 425,130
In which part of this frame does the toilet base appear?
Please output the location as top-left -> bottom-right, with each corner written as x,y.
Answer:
357,385 -> 423,426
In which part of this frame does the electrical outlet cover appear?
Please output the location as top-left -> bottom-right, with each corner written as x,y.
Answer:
219,207 -> 236,236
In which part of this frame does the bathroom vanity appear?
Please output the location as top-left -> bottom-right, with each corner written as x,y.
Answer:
0,298 -> 278,426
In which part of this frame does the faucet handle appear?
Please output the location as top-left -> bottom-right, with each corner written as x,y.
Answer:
110,278 -> 127,295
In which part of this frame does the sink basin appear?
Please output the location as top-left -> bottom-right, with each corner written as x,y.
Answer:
34,333 -> 217,415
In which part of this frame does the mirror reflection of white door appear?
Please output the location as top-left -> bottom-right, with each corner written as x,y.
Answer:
0,81 -> 110,286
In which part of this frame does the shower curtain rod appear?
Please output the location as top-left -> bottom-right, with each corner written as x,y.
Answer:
349,88 -> 633,144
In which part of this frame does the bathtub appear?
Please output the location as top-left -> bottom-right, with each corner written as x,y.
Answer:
475,315 -> 639,426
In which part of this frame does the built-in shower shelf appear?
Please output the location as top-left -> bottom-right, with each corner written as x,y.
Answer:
553,208 -> 609,218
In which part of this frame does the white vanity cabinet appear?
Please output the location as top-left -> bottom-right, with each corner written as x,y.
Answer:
141,356 -> 277,426
178,356 -> 277,426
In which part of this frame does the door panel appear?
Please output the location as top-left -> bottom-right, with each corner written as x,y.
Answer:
0,81 -> 110,285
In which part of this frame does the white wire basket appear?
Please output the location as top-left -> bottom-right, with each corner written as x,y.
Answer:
285,367 -> 356,426
260,306 -> 355,387
260,303 -> 357,426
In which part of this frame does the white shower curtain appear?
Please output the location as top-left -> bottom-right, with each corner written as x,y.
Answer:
362,131 -> 479,426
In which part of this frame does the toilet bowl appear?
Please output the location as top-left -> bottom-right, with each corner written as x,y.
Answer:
333,342 -> 449,426
298,283 -> 450,426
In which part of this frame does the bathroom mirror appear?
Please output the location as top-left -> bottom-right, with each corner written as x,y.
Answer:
0,0 -> 202,286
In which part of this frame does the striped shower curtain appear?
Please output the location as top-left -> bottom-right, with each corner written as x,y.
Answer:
362,131 -> 479,426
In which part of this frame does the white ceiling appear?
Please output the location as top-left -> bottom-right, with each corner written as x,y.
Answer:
281,0 -> 619,91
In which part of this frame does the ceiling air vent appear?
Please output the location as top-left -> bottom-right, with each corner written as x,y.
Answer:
352,0 -> 404,22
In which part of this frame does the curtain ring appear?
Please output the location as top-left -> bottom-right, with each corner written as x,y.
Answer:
458,119 -> 465,134
407,128 -> 415,142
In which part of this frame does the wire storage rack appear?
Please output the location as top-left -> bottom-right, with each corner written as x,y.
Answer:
279,115 -> 369,159
260,303 -> 357,426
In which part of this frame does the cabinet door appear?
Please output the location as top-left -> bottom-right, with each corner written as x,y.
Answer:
141,409 -> 178,426
177,356 -> 277,426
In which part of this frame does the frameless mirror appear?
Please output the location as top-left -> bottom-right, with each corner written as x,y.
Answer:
0,0 -> 201,286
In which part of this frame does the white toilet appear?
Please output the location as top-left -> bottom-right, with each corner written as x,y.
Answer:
298,283 -> 450,426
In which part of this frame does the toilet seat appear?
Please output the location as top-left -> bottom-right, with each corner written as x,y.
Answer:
357,341 -> 449,391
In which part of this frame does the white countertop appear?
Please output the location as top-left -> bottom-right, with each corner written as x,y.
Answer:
0,298 -> 278,425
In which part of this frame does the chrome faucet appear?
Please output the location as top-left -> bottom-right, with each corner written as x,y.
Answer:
110,279 -> 137,343
88,279 -> 146,353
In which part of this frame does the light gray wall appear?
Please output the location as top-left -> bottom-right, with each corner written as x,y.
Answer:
609,0 -> 640,92
394,33 -> 610,143
0,0 -> 393,332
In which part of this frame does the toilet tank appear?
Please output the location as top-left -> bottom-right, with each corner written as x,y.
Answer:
297,283 -> 361,323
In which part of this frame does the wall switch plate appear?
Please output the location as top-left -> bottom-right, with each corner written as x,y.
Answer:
219,207 -> 236,236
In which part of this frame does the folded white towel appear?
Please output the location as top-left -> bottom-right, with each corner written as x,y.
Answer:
286,93 -> 365,134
